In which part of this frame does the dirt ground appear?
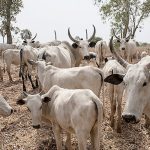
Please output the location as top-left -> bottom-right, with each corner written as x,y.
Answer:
0,57 -> 150,150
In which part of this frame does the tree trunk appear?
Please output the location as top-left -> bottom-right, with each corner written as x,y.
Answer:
123,1 -> 130,38
6,0 -> 12,44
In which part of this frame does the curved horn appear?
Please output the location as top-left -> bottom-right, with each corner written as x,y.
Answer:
32,33 -> 37,41
109,36 -> 129,68
54,30 -> 57,40
86,29 -> 88,40
88,25 -> 96,42
112,29 -> 120,40
68,28 -> 79,43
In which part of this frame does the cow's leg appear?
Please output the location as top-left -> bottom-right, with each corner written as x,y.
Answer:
21,74 -> 26,92
6,65 -> 13,82
91,123 -> 101,150
145,115 -> 150,128
109,84 -> 115,128
0,66 -> 3,81
53,124 -> 62,150
28,74 -> 36,89
76,130 -> 88,150
66,132 -> 72,150
116,86 -> 123,133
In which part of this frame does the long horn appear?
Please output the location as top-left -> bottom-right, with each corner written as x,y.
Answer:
112,29 -> 120,40
54,30 -> 57,40
88,25 -> 96,42
68,28 -> 79,43
32,33 -> 37,41
86,29 -> 88,40
109,36 -> 129,68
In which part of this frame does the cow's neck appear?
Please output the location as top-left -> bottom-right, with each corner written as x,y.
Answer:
71,48 -> 82,67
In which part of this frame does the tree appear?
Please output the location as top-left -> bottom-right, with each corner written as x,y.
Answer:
20,29 -> 32,40
95,0 -> 150,38
0,0 -> 23,44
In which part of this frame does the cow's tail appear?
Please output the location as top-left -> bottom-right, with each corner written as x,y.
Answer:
92,96 -> 103,150
19,49 -> 23,77
2,50 -> 6,73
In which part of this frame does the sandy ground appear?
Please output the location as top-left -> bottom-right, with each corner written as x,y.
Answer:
0,58 -> 150,150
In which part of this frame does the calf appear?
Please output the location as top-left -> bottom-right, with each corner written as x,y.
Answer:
17,85 -> 103,150
28,60 -> 103,97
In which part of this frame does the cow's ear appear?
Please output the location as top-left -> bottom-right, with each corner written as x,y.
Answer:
42,97 -> 51,103
89,41 -> 96,47
72,43 -> 78,49
16,99 -> 26,105
104,74 -> 124,85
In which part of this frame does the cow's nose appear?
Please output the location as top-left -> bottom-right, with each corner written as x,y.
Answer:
122,114 -> 136,123
84,56 -> 90,60
122,47 -> 125,50
33,125 -> 41,129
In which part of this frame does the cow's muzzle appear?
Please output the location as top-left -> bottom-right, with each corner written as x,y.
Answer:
122,114 -> 138,124
83,56 -> 90,60
33,125 -> 41,129
121,47 -> 125,50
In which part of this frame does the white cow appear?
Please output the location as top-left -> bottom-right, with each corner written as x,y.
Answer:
17,85 -> 103,150
95,40 -> 109,67
28,60 -> 103,97
19,45 -> 40,91
0,95 -> 13,117
104,36 -> 150,127
113,31 -> 137,63
0,43 -> 17,56
2,49 -> 21,81
103,58 -> 125,133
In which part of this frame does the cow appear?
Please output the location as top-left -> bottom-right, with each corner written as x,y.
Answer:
0,43 -> 17,56
113,30 -> 137,63
104,36 -> 150,127
28,59 -> 103,97
0,95 -> 13,117
95,40 -> 109,68
2,49 -> 22,81
17,85 -> 103,150
103,58 -> 125,132
19,45 -> 40,91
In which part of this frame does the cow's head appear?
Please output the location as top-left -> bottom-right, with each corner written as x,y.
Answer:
68,25 -> 96,60
16,92 -> 51,129
104,36 -> 150,124
22,33 -> 40,48
113,29 -> 131,51
0,95 -> 13,117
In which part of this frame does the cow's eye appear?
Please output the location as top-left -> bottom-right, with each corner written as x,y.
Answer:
143,82 -> 147,87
